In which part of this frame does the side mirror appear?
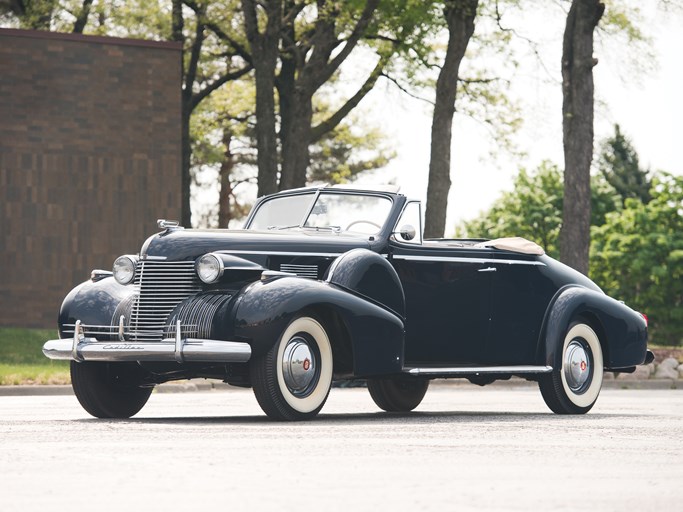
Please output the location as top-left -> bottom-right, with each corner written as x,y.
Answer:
397,224 -> 416,241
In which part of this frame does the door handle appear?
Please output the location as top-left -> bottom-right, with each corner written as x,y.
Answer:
478,267 -> 497,273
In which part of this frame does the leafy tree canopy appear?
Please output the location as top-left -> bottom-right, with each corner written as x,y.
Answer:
590,173 -> 683,345
456,161 -> 619,258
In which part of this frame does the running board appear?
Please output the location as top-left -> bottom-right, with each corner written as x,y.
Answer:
406,365 -> 553,376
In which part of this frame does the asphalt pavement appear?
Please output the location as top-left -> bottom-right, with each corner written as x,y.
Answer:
0,374 -> 680,396
1,384 -> 682,511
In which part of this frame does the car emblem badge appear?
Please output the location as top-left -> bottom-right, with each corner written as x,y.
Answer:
303,358 -> 311,371
580,361 -> 587,371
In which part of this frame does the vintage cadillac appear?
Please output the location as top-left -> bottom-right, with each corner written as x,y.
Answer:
43,186 -> 652,420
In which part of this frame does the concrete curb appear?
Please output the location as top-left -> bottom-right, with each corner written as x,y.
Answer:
0,377 -> 681,396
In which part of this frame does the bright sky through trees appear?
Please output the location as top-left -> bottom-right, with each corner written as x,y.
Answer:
357,3 -> 681,232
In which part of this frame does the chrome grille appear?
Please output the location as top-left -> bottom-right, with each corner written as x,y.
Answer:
129,260 -> 201,341
165,293 -> 233,339
280,263 -> 318,279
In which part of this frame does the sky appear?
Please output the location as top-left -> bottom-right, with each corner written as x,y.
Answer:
352,3 -> 682,233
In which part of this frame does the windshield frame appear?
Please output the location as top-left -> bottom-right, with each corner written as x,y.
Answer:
244,188 -> 397,236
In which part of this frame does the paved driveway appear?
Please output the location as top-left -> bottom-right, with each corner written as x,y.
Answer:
1,384 -> 682,511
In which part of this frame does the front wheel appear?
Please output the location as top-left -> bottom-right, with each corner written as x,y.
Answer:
251,316 -> 333,421
71,361 -> 153,418
367,377 -> 429,412
539,322 -> 604,414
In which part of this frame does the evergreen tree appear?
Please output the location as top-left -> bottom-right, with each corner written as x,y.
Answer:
598,124 -> 651,206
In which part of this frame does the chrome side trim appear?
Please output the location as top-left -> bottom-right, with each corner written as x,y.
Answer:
393,255 -> 546,266
261,270 -> 297,280
225,250 -> 343,258
407,365 -> 553,376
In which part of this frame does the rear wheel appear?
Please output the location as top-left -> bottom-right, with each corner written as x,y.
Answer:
70,361 -> 153,418
539,322 -> 604,414
367,377 -> 429,412
251,316 -> 333,421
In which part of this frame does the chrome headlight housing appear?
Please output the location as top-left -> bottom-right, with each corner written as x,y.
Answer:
196,253 -> 224,284
112,255 -> 139,285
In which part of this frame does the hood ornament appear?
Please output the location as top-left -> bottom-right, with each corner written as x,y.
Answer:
157,219 -> 183,231
157,219 -> 185,236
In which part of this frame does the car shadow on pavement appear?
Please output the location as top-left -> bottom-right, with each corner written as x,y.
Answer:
70,410 -> 631,426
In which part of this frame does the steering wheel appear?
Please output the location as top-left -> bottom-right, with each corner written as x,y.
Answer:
345,220 -> 382,231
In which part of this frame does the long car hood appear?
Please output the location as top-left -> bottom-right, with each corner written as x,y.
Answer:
141,228 -> 371,261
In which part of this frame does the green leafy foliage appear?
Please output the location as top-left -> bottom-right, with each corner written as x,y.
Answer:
590,173 -> 683,345
457,161 -> 619,258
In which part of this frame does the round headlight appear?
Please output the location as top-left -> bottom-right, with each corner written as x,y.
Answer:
113,255 -> 138,285
196,253 -> 224,284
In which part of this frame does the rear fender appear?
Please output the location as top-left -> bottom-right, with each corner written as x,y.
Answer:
232,276 -> 404,376
539,286 -> 648,369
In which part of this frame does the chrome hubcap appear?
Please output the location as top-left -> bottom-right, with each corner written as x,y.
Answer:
282,336 -> 317,397
564,339 -> 591,392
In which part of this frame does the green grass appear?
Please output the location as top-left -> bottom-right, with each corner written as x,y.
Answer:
0,327 -> 70,385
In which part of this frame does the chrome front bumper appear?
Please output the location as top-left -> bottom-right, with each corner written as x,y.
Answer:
43,320 -> 251,364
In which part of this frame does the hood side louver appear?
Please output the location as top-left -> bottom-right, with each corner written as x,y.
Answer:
279,263 -> 319,279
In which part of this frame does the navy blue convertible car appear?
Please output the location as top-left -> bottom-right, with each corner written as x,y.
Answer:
44,186 -> 652,420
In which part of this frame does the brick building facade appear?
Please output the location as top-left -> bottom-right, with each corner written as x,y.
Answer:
0,28 -> 182,328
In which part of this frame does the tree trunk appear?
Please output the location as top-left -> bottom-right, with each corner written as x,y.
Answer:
180,98 -> 192,227
243,0 -> 281,198
253,60 -> 280,197
277,0 -> 379,190
172,0 -> 193,227
279,90 -> 313,190
559,0 -> 604,275
424,0 -> 478,239
72,0 -> 93,33
218,128 -> 234,228
277,3 -> 297,157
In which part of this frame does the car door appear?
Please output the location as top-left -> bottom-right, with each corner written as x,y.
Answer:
390,245 -> 495,366
487,253 -> 558,365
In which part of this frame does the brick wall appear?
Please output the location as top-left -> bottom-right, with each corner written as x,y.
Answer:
0,29 -> 182,328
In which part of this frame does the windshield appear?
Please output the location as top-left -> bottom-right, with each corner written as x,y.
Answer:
248,191 -> 393,235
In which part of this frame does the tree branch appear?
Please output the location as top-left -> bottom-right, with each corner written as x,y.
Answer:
310,52 -> 391,143
310,0 -> 380,91
185,16 -> 206,101
493,0 -> 558,82
381,72 -> 435,106
205,21 -> 253,65
191,64 -> 254,109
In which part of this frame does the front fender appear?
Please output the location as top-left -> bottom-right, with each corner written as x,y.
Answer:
540,286 -> 648,370
232,276 -> 404,376
57,277 -> 136,336
326,248 -> 405,318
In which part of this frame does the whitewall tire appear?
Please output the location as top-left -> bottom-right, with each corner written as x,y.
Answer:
251,316 -> 333,421
539,322 -> 604,414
